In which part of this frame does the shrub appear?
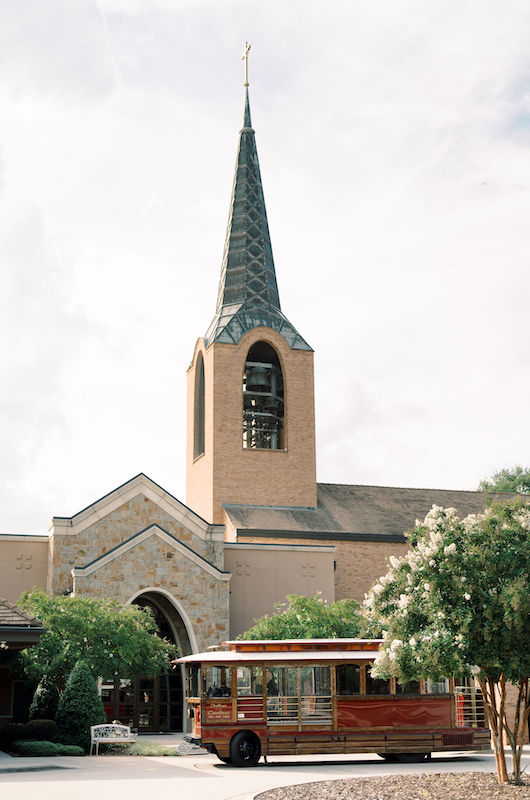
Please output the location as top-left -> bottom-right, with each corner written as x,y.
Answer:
13,740 -> 60,756
13,740 -> 84,756
29,676 -> 59,721
59,744 -> 85,756
26,719 -> 59,741
55,660 -> 106,753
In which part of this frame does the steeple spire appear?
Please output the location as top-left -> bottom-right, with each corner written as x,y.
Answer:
204,50 -> 311,352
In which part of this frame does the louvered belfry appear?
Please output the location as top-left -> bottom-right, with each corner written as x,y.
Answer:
205,89 -> 311,352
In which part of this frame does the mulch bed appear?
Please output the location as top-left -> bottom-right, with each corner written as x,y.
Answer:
256,772 -> 530,800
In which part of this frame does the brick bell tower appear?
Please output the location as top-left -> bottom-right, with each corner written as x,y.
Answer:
186,74 -> 317,525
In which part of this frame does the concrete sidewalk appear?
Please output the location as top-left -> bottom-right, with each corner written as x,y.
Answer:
0,731 -> 206,773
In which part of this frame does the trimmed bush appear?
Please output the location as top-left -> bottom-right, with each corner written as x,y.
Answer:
13,740 -> 84,756
55,660 -> 106,753
14,740 -> 60,756
59,744 -> 85,756
29,677 -> 59,721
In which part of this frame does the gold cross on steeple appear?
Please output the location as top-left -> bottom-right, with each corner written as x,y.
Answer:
242,42 -> 251,87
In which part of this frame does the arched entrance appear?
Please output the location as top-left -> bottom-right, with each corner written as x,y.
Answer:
102,590 -> 194,732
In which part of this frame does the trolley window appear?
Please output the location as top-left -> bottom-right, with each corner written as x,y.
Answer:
425,678 -> 449,694
205,665 -> 231,698
188,665 -> 200,698
336,664 -> 361,695
396,679 -> 420,694
236,666 -> 263,696
366,673 -> 390,695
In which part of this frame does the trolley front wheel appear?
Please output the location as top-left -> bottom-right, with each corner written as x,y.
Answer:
229,731 -> 261,767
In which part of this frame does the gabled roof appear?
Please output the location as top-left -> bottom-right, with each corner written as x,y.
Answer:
0,598 -> 43,629
0,598 -> 46,649
51,473 -> 224,542
72,524 -> 230,581
224,483 -> 516,542
204,89 -> 311,352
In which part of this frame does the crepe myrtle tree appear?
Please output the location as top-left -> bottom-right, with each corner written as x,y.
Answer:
239,593 -> 361,640
19,591 -> 178,696
362,501 -> 530,785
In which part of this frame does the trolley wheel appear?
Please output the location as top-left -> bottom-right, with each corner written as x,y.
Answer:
216,754 -> 232,764
229,731 -> 261,767
377,753 -> 399,762
395,752 -> 430,763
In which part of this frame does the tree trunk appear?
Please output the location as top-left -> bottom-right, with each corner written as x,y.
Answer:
479,673 -> 508,784
506,677 -> 530,784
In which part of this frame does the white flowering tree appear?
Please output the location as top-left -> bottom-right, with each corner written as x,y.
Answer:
363,501 -> 530,785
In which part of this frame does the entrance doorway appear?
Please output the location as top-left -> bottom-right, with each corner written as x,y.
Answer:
101,592 -> 192,732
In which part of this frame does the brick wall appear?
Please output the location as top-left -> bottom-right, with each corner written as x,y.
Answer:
186,327 -> 317,523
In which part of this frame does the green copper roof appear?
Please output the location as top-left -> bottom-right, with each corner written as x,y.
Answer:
205,89 -> 311,351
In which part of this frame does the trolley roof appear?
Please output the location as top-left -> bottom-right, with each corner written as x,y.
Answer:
224,639 -> 382,651
176,649 -> 380,664
175,638 -> 383,665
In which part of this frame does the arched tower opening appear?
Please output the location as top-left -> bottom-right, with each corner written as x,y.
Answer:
193,352 -> 205,459
243,341 -> 284,449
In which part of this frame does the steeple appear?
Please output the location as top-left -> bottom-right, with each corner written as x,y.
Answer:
186,48 -> 317,522
204,84 -> 311,351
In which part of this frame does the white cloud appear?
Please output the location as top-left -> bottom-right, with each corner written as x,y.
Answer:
1,1 -> 529,530
0,0 -> 116,101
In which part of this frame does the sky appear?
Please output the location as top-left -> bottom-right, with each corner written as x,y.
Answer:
1,1 -> 529,533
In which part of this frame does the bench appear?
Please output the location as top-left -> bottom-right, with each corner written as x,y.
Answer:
90,723 -> 138,755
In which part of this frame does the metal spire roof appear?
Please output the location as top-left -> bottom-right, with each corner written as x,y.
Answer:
204,88 -> 311,351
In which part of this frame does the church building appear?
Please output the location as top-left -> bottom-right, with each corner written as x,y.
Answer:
0,80 -> 506,732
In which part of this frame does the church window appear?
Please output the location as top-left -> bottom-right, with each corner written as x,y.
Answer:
243,341 -> 284,449
194,353 -> 205,458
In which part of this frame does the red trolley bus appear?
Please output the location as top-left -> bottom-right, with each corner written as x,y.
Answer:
177,638 -> 490,767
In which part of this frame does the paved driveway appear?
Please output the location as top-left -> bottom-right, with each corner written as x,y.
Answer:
1,748 -> 526,800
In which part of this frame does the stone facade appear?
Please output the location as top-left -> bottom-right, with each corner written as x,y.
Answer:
49,493 -> 223,595
73,529 -> 229,651
46,475 -> 230,655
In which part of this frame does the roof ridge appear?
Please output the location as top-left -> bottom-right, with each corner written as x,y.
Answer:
317,482 -> 502,495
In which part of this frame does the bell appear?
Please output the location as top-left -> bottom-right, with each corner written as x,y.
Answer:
246,365 -> 269,391
264,395 -> 277,410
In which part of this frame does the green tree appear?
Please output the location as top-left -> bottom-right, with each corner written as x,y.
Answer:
55,660 -> 106,752
239,593 -> 361,640
363,501 -> 530,785
29,674 -> 60,720
478,465 -> 530,495
19,591 -> 178,695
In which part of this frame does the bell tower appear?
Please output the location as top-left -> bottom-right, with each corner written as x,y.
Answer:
186,57 -> 317,525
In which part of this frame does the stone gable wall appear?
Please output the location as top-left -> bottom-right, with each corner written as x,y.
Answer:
73,533 -> 229,652
48,494 -> 224,595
